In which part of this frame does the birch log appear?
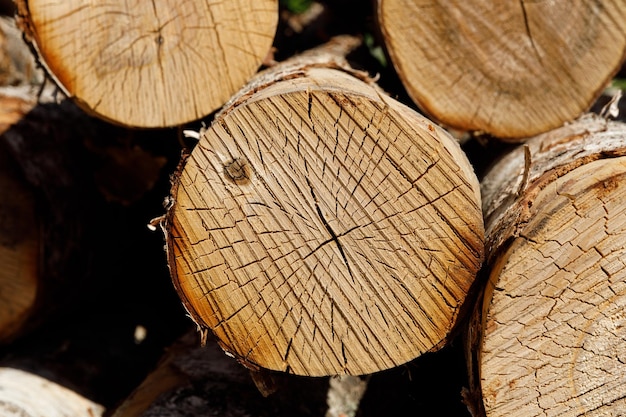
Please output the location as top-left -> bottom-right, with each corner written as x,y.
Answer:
467,115 -> 626,416
164,36 -> 484,377
14,0 -> 278,127
377,0 -> 626,140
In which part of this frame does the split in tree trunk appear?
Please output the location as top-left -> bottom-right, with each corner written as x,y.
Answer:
164,36 -> 485,377
377,0 -> 626,140
467,115 -> 626,416
14,0 -> 279,128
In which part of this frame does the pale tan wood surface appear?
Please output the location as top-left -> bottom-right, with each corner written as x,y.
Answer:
377,0 -> 626,140
470,116 -> 626,416
165,38 -> 484,376
0,367 -> 104,417
15,0 -> 278,127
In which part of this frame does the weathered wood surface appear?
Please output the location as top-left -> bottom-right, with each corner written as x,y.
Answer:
14,0 -> 278,127
377,0 -> 626,140
0,367 -> 104,417
165,36 -> 484,377
467,115 -> 626,416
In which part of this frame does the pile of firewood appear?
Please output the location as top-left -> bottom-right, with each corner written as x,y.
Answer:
1,1 -> 626,416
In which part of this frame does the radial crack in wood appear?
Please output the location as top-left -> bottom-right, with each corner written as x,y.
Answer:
469,116 -> 626,416
14,0 -> 278,127
377,0 -> 626,140
165,38 -> 484,377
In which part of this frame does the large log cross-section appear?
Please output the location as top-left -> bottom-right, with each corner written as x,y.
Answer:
15,0 -> 278,127
164,37 -> 484,377
377,0 -> 626,140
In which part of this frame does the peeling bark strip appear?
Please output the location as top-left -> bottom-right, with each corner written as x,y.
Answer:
165,37 -> 484,377
377,0 -> 626,140
14,0 -> 278,128
468,116 -> 626,416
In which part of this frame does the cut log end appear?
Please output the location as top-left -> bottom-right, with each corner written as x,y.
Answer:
482,158 -> 626,416
0,368 -> 104,417
16,0 -> 278,127
166,53 -> 484,376
378,0 -> 626,139
473,117 -> 626,416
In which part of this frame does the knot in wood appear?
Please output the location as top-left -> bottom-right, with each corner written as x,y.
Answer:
223,157 -> 251,185
166,67 -> 484,376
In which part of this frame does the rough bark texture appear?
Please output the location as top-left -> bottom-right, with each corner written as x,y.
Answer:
0,16 -> 40,86
165,36 -> 485,377
377,0 -> 626,140
0,367 -> 104,417
467,115 -> 626,416
14,0 -> 278,127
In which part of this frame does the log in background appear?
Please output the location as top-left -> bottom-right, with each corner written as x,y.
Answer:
0,1 -> 625,416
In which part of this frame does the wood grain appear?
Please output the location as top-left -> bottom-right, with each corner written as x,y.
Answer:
166,40 -> 484,376
377,0 -> 626,139
0,367 -> 104,417
15,0 -> 278,127
469,116 -> 626,416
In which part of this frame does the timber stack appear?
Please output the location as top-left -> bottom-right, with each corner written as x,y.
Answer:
0,1 -> 625,416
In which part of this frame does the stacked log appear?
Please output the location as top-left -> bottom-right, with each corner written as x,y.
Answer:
0,367 -> 104,417
14,0 -> 279,127
2,1 -> 626,416
0,99 -> 188,416
109,329 -> 330,417
0,15 -> 41,344
466,115 -> 626,416
163,36 -> 485,377
377,0 -> 626,139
